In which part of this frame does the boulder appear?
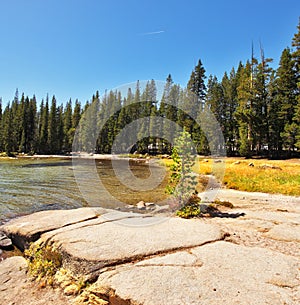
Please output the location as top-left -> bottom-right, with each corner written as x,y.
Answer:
0,207 -> 106,250
0,256 -> 72,305
95,241 -> 299,305
265,223 -> 300,242
38,213 -> 224,278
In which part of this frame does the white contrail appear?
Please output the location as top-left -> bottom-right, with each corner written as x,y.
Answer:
139,30 -> 165,36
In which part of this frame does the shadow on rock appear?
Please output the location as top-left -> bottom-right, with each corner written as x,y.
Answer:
204,205 -> 246,218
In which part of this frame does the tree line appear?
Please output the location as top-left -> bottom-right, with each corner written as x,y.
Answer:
0,20 -> 299,158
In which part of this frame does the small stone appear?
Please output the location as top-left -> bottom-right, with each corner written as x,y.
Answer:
0,237 -> 12,249
145,202 -> 155,208
153,205 -> 170,213
248,162 -> 254,167
259,164 -> 282,170
125,204 -> 134,209
137,201 -> 146,210
0,231 -> 7,240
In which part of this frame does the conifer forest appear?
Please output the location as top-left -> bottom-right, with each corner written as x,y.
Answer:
0,20 -> 300,158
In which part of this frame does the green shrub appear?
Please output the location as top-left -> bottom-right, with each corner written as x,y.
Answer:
25,243 -> 62,284
176,203 -> 201,218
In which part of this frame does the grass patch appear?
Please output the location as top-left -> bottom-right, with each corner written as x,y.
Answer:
25,242 -> 91,296
223,159 -> 300,196
197,157 -> 300,196
162,157 -> 300,196
25,242 -> 62,285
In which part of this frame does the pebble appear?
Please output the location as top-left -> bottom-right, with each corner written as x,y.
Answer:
137,201 -> 146,210
0,231 -> 12,249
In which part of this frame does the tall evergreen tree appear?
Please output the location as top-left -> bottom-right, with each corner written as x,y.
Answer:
2,104 -> 13,154
185,60 -> 207,153
159,74 -> 180,153
291,19 -> 300,149
39,99 -> 49,153
235,61 -> 253,156
63,99 -> 73,152
221,69 -> 239,154
48,95 -> 59,154
137,80 -> 157,152
0,98 -> 2,151
276,48 -> 298,152
252,49 -> 273,153
57,104 -> 64,153
72,99 -> 81,129
187,59 -> 206,111
10,90 -> 22,152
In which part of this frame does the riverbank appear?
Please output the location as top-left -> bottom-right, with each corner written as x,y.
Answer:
6,153 -> 300,196
9,153 -> 155,161
1,189 -> 299,305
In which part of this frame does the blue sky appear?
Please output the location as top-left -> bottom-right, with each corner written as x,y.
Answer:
0,0 -> 299,105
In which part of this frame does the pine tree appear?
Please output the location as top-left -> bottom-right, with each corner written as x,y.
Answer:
187,60 -> 206,111
39,99 -> 49,153
72,99 -> 81,130
291,19 -> 300,149
276,48 -> 298,153
235,61 -> 253,157
182,60 -> 207,138
63,99 -> 73,152
159,74 -> 180,153
221,69 -> 239,154
252,49 -> 273,153
57,104 -> 64,153
48,95 -> 59,154
0,98 -> 3,151
185,60 -> 207,153
268,71 -> 282,154
10,90 -> 22,152
2,104 -> 13,155
104,90 -> 120,153
137,80 -> 157,152
166,129 -> 198,207
81,93 -> 100,153
113,87 -> 136,153
206,75 -> 225,124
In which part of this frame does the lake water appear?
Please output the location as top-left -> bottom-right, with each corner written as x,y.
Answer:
0,157 -> 168,224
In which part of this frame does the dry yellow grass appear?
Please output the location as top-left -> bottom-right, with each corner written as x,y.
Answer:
162,157 -> 300,196
197,157 -> 300,196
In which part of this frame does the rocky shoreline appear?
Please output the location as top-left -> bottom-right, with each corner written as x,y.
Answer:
0,190 -> 299,304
